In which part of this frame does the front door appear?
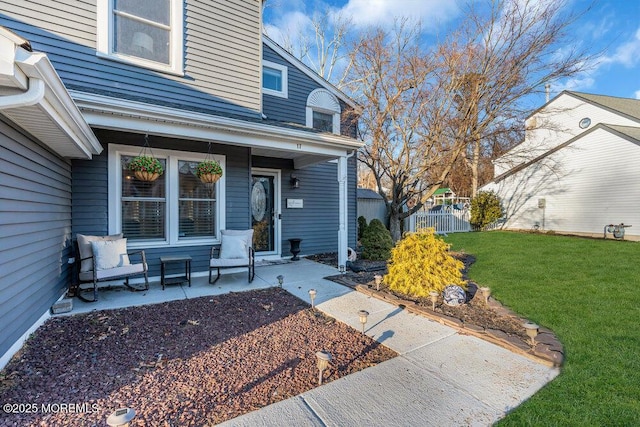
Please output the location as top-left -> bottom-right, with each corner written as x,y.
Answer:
251,169 -> 280,256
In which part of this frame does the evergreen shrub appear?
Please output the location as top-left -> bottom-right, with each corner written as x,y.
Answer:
385,228 -> 466,297
358,216 -> 368,240
470,191 -> 504,230
361,219 -> 393,261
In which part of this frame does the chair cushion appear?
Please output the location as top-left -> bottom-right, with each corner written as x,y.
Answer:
91,239 -> 131,270
77,233 -> 123,272
79,263 -> 145,281
219,229 -> 254,259
210,258 -> 251,268
219,235 -> 248,259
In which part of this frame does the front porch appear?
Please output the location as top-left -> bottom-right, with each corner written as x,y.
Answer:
67,259 -> 344,315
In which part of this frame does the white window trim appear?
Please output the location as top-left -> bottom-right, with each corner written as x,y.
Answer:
108,144 -> 226,248
96,0 -> 184,76
306,88 -> 341,134
262,60 -> 288,98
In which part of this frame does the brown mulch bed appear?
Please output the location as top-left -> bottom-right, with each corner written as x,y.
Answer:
307,252 -> 530,344
0,288 -> 396,426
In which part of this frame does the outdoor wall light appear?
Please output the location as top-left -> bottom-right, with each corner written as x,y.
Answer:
480,287 -> 491,304
358,310 -> 369,333
339,264 -> 346,274
106,408 -> 136,426
315,350 -> 332,385
523,322 -> 539,347
290,174 -> 300,189
429,291 -> 439,311
277,275 -> 284,287
374,274 -> 383,291
309,288 -> 317,309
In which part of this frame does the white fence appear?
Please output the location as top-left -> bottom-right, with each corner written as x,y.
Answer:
407,208 -> 471,234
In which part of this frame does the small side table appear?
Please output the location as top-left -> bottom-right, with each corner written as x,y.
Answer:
160,255 -> 192,290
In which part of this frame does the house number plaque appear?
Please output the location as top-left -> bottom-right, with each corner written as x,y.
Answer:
287,199 -> 303,208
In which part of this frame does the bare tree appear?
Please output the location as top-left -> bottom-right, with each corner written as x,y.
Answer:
441,0 -> 594,196
346,20 -> 468,241
264,7 -> 353,87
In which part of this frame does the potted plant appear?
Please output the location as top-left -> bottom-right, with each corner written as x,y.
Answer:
129,155 -> 164,182
196,159 -> 223,183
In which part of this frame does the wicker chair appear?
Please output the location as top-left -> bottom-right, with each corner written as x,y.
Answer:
75,234 -> 149,302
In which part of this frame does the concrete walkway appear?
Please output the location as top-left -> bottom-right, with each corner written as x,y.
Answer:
219,260 -> 560,427
70,259 -> 559,426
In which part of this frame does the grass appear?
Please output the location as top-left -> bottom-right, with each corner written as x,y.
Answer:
444,231 -> 640,426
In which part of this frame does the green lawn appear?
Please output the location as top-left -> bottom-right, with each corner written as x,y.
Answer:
444,231 -> 640,426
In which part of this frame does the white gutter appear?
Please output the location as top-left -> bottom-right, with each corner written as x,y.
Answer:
0,26 -> 102,159
0,77 -> 44,108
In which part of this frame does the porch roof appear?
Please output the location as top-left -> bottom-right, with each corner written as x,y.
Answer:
0,27 -> 102,159
71,91 -> 364,169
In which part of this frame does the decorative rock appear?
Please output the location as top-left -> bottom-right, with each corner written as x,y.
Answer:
442,285 -> 466,306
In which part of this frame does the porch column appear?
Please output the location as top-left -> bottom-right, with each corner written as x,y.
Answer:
337,155 -> 348,268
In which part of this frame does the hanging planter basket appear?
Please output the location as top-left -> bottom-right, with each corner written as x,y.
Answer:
129,155 -> 164,182
134,170 -> 160,182
196,159 -> 223,184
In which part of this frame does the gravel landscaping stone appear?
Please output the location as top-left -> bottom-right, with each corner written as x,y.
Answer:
0,288 -> 396,426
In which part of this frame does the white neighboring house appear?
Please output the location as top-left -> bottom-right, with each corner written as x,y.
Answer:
483,91 -> 640,239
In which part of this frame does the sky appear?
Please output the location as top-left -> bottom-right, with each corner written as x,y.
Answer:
263,0 -> 640,106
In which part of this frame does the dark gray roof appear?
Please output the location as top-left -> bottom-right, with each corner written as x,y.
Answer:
568,91 -> 640,122
605,124 -> 640,142
357,188 -> 383,199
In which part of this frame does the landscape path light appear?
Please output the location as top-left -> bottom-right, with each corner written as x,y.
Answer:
523,322 -> 539,347
315,350 -> 332,385
308,288 -> 317,309
358,310 -> 369,333
277,275 -> 284,287
106,408 -> 136,426
374,274 -> 383,291
429,291 -> 439,311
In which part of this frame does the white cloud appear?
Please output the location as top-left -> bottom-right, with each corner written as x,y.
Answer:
552,76 -> 595,93
601,27 -> 640,67
339,0 -> 460,29
263,11 -> 312,49
264,0 -> 461,39
635,90 -> 640,100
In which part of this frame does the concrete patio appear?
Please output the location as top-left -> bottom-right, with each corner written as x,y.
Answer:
63,258 -> 559,426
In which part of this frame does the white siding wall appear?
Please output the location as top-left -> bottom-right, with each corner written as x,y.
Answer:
488,128 -> 640,237
495,94 -> 639,176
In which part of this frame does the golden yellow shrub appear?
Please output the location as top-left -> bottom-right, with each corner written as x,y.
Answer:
385,228 -> 466,297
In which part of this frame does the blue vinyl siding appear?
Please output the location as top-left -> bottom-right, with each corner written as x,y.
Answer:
0,0 -> 262,119
262,44 -> 358,138
253,155 -> 357,256
72,130 -> 251,276
0,118 -> 72,360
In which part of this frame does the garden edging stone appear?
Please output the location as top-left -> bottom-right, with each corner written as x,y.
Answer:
346,281 -> 564,367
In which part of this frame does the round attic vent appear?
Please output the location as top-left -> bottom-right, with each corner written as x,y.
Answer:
579,117 -> 591,129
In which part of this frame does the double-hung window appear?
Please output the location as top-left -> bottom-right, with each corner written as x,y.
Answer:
110,145 -> 225,247
97,0 -> 184,74
262,60 -> 288,98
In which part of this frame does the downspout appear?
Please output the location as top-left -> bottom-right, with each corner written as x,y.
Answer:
0,77 -> 45,109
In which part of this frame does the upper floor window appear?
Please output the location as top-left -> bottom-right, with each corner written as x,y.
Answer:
97,0 -> 184,75
312,111 -> 334,133
306,89 -> 341,134
262,60 -> 288,98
